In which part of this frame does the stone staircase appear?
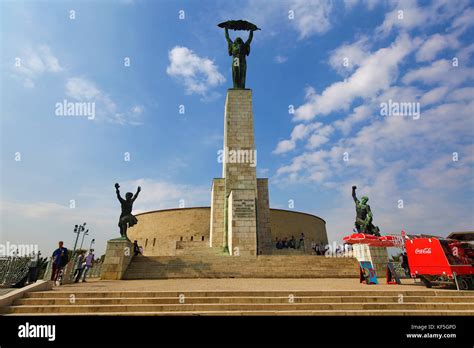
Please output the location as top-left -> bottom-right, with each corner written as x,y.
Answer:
122,255 -> 360,279
272,248 -> 307,255
174,242 -> 226,256
3,289 -> 473,315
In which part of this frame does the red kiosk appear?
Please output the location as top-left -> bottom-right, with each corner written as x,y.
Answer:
343,231 -> 474,290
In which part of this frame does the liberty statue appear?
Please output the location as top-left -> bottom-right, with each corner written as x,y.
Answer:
218,20 -> 260,89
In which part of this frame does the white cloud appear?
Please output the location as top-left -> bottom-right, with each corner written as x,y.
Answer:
66,77 -> 101,100
457,43 -> 474,63
14,45 -> 63,88
334,104 -> 372,135
419,86 -> 449,106
328,37 -> 370,75
65,77 -> 143,125
274,55 -> 288,64
306,125 -> 333,149
39,45 -> 62,72
166,46 -> 225,96
344,0 -> 378,10
131,105 -> 144,115
294,33 -> 419,121
290,0 -> 333,39
291,123 -> 317,140
1,201 -> 70,219
221,0 -> 383,42
416,33 -> 459,62
449,6 -> 474,33
223,0 -> 334,40
377,85 -> 422,104
376,0 -> 468,37
277,96 -> 474,185
273,122 -> 322,154
274,139 -> 296,154
447,87 -> 474,102
121,178 -> 210,213
376,0 -> 428,36
402,59 -> 474,86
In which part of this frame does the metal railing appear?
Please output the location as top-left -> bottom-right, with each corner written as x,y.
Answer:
88,261 -> 103,278
0,256 -> 31,288
43,257 -> 103,282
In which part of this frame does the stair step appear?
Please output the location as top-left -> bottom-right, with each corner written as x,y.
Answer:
7,286 -> 473,316
14,296 -> 474,306
7,309 -> 474,316
25,289 -> 470,298
7,302 -> 474,314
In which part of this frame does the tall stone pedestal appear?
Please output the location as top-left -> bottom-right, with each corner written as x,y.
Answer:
210,89 -> 272,255
100,238 -> 134,280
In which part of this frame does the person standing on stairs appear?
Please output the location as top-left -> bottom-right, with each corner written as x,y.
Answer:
298,233 -> 305,252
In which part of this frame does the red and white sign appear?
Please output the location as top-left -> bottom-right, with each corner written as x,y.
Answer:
415,248 -> 432,255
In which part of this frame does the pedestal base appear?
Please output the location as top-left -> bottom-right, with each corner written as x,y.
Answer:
228,189 -> 257,256
100,238 -> 134,280
352,244 -> 389,277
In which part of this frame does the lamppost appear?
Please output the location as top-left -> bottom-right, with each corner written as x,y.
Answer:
80,229 -> 89,250
72,223 -> 86,254
89,238 -> 95,251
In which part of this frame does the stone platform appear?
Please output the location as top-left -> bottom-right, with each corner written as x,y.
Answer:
122,255 -> 360,279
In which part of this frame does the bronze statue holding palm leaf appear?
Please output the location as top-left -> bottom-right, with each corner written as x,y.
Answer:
218,20 -> 260,89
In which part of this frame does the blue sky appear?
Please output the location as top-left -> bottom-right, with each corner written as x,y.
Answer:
1,0 -> 473,256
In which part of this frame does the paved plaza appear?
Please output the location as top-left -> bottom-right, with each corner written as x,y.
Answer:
52,277 -> 452,293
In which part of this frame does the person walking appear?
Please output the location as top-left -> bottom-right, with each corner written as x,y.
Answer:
51,241 -> 68,282
81,249 -> 95,282
74,251 -> 85,283
133,240 -> 142,256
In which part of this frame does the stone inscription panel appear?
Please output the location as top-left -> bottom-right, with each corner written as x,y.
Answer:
233,198 -> 255,219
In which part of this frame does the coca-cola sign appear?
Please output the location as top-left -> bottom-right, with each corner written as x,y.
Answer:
415,248 -> 431,254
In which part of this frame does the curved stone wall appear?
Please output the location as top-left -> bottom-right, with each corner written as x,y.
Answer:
128,207 -> 210,256
128,207 -> 327,256
269,209 -> 328,250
